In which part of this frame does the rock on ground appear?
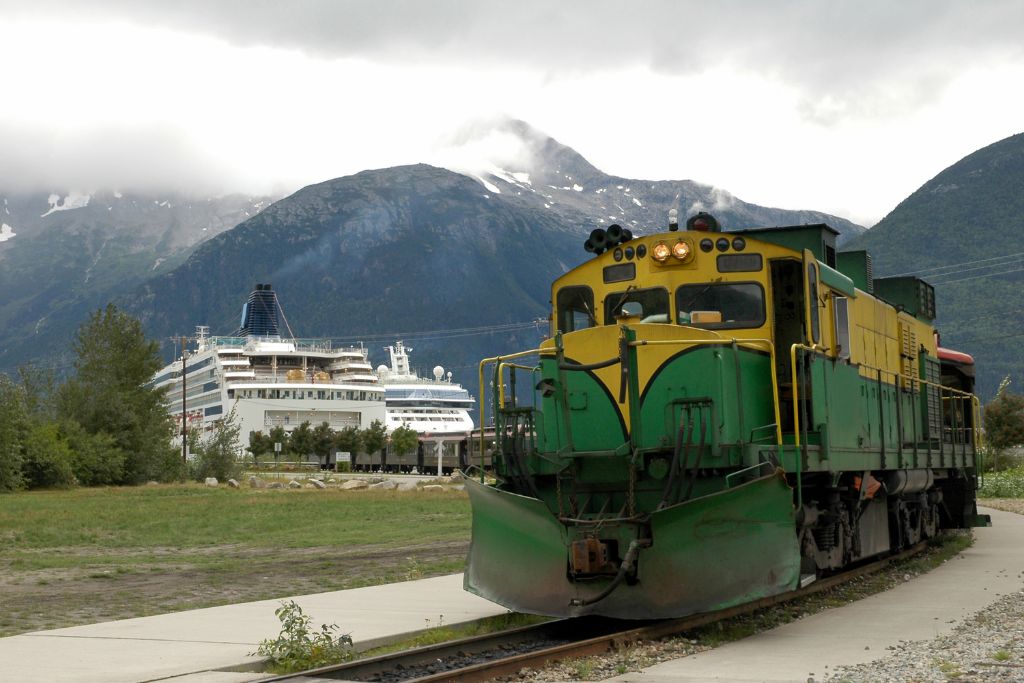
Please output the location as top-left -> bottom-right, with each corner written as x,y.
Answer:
204,477 -> 218,487
370,481 -> 399,490
422,484 -> 445,492
341,479 -> 369,490
288,480 -> 302,489
310,479 -> 326,489
248,475 -> 265,489
227,479 -> 240,488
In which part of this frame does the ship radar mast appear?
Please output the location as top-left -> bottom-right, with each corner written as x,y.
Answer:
386,341 -> 414,377
195,325 -> 210,352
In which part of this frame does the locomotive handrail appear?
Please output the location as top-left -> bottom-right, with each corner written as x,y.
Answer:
479,348 -> 549,482
789,345 -> 983,469
496,362 -> 541,409
789,343 -> 827,509
864,363 -> 980,451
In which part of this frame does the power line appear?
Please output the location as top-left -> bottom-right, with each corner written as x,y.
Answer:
939,307 -> 1024,329
932,265 -> 1024,285
892,251 -> 1024,278
319,319 -> 545,344
927,259 -> 1024,282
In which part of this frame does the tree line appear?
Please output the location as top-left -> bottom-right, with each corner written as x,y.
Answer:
246,420 -> 419,469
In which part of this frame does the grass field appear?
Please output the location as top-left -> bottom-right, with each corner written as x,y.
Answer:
2,481 -> 1015,640
0,484 -> 470,636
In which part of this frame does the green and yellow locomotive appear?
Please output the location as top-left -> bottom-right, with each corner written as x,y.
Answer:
464,212 -> 987,619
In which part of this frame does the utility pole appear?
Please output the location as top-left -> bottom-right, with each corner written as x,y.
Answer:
181,336 -> 188,464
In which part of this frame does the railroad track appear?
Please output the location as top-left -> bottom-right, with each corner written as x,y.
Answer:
261,542 -> 927,683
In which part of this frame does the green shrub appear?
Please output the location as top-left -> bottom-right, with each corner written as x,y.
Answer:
0,374 -> 27,492
190,408 -> 243,482
62,421 -> 126,486
0,441 -> 24,492
21,423 -> 75,489
254,600 -> 353,673
979,467 -> 1024,498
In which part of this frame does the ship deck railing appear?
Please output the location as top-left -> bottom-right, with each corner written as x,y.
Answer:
207,336 -> 366,355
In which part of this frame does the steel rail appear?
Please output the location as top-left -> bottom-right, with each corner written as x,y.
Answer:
261,541 -> 928,683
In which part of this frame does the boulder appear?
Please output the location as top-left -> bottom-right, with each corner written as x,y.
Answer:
248,476 -> 266,489
422,484 -> 445,492
340,479 -> 369,490
227,479 -> 240,488
310,479 -> 326,489
396,480 -> 419,491
288,480 -> 303,489
204,477 -> 219,487
268,482 -> 285,489
370,480 -> 398,490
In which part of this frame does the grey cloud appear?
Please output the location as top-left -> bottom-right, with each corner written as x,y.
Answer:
0,123 -> 232,194
5,0 -> 1022,119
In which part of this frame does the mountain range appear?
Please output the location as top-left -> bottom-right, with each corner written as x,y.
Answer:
0,120 -> 865,380
4,120 -> 1021,400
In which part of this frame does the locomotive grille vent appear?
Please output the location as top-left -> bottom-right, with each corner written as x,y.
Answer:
899,322 -> 918,388
924,357 -> 942,440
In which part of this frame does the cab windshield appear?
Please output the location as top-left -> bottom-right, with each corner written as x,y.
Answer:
605,287 -> 670,324
676,283 -> 765,329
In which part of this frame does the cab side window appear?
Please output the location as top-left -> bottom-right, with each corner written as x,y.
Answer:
676,283 -> 766,329
556,286 -> 596,333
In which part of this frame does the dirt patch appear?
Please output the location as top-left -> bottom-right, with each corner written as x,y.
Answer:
0,540 -> 468,636
979,498 -> 1024,515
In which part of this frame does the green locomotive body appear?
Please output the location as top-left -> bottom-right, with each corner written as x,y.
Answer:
464,214 -> 987,619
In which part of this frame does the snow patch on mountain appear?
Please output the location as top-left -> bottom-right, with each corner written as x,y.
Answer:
473,175 -> 501,194
0,223 -> 16,242
41,192 -> 91,218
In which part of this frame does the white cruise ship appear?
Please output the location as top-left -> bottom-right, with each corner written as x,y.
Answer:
152,284 -> 385,447
375,341 -> 475,435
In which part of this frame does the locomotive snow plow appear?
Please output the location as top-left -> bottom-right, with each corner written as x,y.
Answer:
464,469 -> 799,619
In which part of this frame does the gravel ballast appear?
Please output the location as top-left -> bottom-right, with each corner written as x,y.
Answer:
826,587 -> 1024,682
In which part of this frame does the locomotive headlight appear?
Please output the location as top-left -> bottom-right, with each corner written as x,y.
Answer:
671,239 -> 692,261
652,241 -> 671,262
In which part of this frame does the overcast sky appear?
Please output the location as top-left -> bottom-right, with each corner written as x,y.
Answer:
2,0 -> 1022,226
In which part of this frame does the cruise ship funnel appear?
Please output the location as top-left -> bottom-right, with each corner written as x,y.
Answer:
239,283 -> 280,337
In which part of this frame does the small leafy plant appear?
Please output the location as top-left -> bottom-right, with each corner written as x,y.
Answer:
254,600 -> 353,673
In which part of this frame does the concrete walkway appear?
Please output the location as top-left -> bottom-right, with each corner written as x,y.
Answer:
605,506 -> 1023,683
0,573 -> 507,683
